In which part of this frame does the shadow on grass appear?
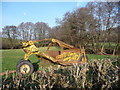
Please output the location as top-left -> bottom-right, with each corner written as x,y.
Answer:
32,60 -> 40,72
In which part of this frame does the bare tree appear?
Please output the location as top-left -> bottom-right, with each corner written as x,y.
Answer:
18,22 -> 34,40
34,22 -> 50,40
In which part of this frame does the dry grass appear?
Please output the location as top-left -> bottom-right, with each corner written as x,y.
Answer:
1,58 -> 120,89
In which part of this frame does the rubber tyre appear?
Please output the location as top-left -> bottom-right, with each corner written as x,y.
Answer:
17,59 -> 31,66
16,60 -> 34,75
17,58 -> 24,66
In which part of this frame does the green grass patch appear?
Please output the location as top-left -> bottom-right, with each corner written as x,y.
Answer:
87,54 -> 115,60
1,47 -> 116,72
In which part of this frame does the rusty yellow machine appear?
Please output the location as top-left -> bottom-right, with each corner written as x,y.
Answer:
16,38 -> 88,75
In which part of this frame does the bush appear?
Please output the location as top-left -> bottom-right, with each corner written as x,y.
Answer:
2,38 -> 22,49
1,58 -> 120,89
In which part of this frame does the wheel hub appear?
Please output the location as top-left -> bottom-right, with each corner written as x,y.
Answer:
20,64 -> 30,74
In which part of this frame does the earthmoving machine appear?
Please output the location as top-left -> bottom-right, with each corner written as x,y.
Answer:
16,38 -> 88,75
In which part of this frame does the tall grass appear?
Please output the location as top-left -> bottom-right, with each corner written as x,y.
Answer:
1,58 -> 120,89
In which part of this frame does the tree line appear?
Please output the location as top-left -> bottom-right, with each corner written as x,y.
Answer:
2,2 -> 120,55
2,22 -> 50,49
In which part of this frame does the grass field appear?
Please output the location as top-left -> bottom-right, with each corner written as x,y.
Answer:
1,47 -> 117,72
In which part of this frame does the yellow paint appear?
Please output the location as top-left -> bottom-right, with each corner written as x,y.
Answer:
22,38 -> 87,65
56,52 -> 80,63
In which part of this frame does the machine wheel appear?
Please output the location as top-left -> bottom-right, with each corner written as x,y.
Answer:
16,60 -> 34,75
17,58 -> 24,66
17,58 -> 31,66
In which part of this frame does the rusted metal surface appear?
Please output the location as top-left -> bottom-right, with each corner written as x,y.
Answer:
46,51 -> 60,58
22,38 -> 87,65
